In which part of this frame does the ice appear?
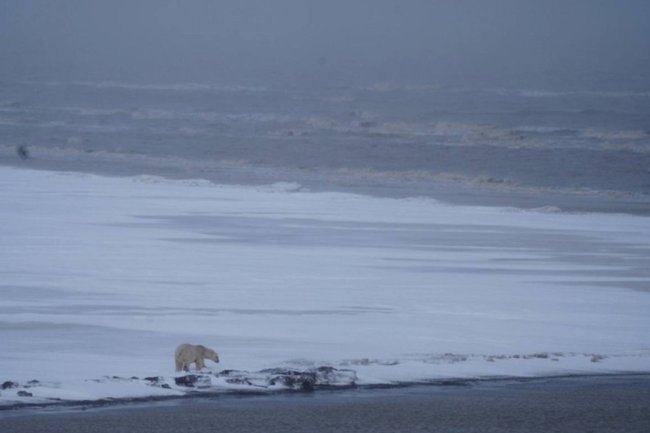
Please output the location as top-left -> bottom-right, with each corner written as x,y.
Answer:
1,166 -> 649,406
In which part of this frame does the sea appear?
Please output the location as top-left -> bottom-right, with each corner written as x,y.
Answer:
1,78 -> 649,212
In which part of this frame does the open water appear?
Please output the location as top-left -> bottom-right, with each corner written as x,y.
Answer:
2,375 -> 649,433
1,79 -> 649,212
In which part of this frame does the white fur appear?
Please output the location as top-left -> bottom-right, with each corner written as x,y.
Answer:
175,343 -> 220,372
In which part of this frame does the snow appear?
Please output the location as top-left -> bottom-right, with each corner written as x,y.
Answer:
1,166 -> 649,406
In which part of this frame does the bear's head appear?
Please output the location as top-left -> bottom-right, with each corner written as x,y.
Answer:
202,347 -> 220,363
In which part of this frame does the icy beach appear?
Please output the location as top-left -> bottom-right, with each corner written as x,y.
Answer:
1,166 -> 649,406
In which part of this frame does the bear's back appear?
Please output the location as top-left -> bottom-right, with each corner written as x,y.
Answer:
175,343 -> 197,358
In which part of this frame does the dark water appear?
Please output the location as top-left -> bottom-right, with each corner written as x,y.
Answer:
1,80 -> 649,212
2,376 -> 650,433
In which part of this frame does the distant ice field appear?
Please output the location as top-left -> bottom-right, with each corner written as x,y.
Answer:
1,80 -> 649,213
1,167 -> 649,405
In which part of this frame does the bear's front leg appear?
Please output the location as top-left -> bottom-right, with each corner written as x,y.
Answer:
196,358 -> 205,370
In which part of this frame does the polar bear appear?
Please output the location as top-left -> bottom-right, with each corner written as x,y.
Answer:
175,343 -> 220,372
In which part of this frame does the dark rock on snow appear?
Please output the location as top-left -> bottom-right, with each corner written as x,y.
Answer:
174,374 -> 211,388
16,145 -> 30,160
1,381 -> 18,390
262,369 -> 317,391
215,370 -> 255,386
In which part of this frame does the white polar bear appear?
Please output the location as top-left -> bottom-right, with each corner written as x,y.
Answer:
175,343 -> 220,372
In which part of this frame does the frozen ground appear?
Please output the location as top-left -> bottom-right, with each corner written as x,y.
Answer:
1,166 -> 649,406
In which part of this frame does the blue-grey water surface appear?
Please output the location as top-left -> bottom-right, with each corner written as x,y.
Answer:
1,79 -> 649,212
2,375 -> 649,433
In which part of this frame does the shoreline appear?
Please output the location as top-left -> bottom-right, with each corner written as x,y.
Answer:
2,152 -> 649,216
2,372 -> 649,416
2,374 -> 650,433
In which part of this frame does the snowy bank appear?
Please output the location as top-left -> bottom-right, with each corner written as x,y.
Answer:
1,167 -> 649,407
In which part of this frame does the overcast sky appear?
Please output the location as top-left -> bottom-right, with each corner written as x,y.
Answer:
1,0 -> 649,87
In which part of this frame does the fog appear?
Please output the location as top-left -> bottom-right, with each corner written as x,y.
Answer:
1,0 -> 649,88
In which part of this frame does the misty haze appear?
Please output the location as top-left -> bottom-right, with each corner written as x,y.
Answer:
1,1 -> 649,432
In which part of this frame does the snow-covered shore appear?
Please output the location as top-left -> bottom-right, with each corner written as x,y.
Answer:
1,167 -> 649,406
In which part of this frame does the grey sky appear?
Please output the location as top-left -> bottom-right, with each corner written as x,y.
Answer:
1,0 -> 649,87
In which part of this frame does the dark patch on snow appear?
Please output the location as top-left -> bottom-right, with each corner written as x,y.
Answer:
419,353 -> 469,364
482,352 -> 607,363
16,144 -> 30,160
17,391 -> 33,397
174,375 -> 199,387
313,366 -> 358,388
174,375 -> 211,388
144,376 -> 172,389
215,366 -> 357,391
216,370 -> 255,386
1,381 -> 18,390
262,369 -> 317,391
342,358 -> 399,366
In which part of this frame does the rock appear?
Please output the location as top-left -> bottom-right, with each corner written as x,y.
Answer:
225,377 -> 253,386
145,376 -> 171,388
17,391 -> 33,397
262,369 -> 317,391
215,370 -> 255,386
314,366 -> 357,387
175,375 -> 198,387
1,381 -> 18,390
16,145 -> 29,160
217,369 -> 245,376
215,367 -> 357,391
174,375 -> 211,388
